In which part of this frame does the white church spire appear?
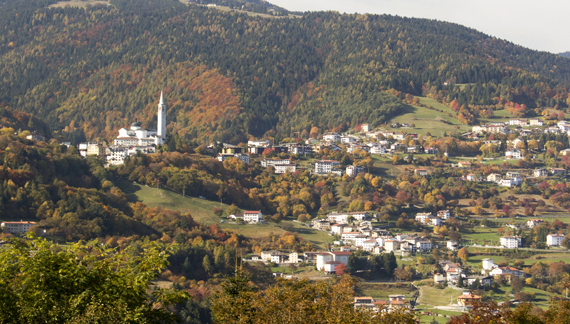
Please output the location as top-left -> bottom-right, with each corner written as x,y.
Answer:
157,90 -> 166,142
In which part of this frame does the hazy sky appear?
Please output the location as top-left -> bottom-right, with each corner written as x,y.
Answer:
269,0 -> 569,54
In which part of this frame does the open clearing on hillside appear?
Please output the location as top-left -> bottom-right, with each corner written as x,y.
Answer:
391,99 -> 469,136
182,3 -> 302,19
48,0 -> 110,7
118,181 -> 333,248
370,155 -> 412,178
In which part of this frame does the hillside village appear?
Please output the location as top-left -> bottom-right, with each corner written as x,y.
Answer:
16,96 -> 570,321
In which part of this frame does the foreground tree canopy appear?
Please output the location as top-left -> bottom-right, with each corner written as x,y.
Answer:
0,234 -> 189,324
210,270 -> 418,324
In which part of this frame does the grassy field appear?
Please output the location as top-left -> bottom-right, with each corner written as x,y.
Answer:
118,181 -> 333,248
417,97 -> 456,114
48,0 -> 109,7
460,226 -> 504,246
417,307 -> 463,324
391,104 -> 469,137
370,155 -> 409,178
416,285 -> 462,306
356,282 -> 417,300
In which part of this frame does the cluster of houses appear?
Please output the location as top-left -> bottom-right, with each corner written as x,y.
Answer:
421,165 -> 565,188
90,143 -> 156,166
434,258 -> 525,304
414,210 -> 451,227
321,130 -> 438,156
481,258 -> 525,278
250,250 -> 352,274
353,295 -> 412,312
312,211 -> 459,255
434,260 -> 492,287
470,118 -> 559,136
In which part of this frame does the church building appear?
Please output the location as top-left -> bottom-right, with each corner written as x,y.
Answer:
114,91 -> 167,146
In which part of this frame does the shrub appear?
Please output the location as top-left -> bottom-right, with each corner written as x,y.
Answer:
213,207 -> 223,216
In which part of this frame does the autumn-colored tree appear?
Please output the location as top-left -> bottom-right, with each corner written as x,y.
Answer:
457,247 -> 470,262
213,275 -> 418,324
226,204 -> 241,216
335,263 -> 348,275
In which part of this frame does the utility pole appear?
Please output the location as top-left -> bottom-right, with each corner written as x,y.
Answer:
183,185 -> 185,197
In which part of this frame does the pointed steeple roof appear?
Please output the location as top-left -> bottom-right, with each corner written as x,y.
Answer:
159,91 -> 164,105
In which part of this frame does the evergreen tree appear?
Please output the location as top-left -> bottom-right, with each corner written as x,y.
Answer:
383,252 -> 398,277
457,275 -> 464,288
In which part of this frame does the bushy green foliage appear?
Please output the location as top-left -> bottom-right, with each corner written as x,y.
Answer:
0,234 -> 189,323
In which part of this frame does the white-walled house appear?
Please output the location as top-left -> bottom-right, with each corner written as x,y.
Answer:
505,149 -> 522,159
428,216 -> 442,226
547,234 -> 565,246
534,168 -> 548,177
323,132 -> 341,142
362,239 -> 378,251
416,240 -> 433,252
490,266 -> 524,278
465,276 -> 492,287
328,211 -> 370,223
346,165 -> 366,177
500,236 -> 521,248
527,219 -> 544,228
316,251 -> 351,272
415,213 -> 433,223
487,173 -> 502,182
437,210 -> 451,219
482,258 -> 496,271
315,160 -> 341,174
243,211 -> 262,223
0,221 -> 36,233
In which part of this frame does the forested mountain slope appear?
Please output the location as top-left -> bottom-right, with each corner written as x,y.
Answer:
2,0 -> 570,143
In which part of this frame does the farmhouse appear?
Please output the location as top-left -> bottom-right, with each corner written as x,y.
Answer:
243,211 -> 262,223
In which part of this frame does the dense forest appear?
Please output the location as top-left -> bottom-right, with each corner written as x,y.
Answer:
1,0 -> 570,144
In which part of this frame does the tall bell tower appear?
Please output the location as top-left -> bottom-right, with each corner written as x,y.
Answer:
157,91 -> 166,142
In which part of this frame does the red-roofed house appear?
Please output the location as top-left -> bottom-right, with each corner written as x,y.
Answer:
0,221 -> 36,233
243,211 -> 262,223
457,293 -> 482,306
490,266 -> 524,278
